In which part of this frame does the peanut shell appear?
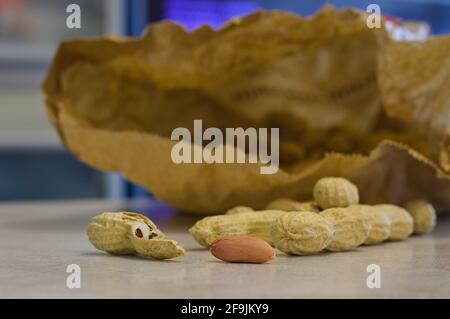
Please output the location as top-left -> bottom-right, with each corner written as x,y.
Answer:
271,211 -> 334,255
404,200 -> 436,235
375,204 -> 413,240
320,207 -> 370,251
313,177 -> 359,209
346,205 -> 391,245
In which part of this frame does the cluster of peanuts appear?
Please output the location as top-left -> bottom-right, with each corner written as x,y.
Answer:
87,177 -> 436,263
190,177 -> 437,260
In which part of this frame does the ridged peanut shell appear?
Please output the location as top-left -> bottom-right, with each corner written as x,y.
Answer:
346,205 -> 391,245
87,212 -> 184,260
320,208 -> 370,251
87,212 -> 162,254
131,237 -> 185,260
189,210 -> 286,247
403,200 -> 436,235
271,211 -> 334,255
313,177 -> 359,209
375,204 -> 413,240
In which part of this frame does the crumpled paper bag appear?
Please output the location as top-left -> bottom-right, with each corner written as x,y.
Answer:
42,6 -> 450,214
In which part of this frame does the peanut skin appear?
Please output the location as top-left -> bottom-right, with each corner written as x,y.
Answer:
210,236 -> 275,264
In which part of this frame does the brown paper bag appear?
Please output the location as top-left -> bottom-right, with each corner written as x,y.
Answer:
42,6 -> 450,214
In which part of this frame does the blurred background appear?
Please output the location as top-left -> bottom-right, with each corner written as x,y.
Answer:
1,0 -> 449,202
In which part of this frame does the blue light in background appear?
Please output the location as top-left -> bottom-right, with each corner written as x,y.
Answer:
164,0 -> 260,30
162,0 -> 450,35
259,0 -> 450,35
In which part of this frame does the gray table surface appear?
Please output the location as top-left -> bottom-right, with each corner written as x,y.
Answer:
0,199 -> 449,298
